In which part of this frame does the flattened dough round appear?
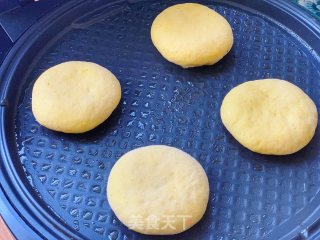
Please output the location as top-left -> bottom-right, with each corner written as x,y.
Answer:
107,145 -> 209,235
151,3 -> 233,68
221,79 -> 318,155
32,61 -> 121,133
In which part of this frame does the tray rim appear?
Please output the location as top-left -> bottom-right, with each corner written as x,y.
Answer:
0,0 -> 320,239
0,1 -> 101,239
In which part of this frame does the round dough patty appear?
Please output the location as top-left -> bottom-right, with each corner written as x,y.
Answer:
107,145 -> 209,235
32,61 -> 121,133
151,3 -> 233,68
221,79 -> 318,155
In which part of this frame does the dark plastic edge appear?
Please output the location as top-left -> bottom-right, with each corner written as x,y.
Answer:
0,26 -> 13,65
0,0 -> 319,239
0,0 -> 19,13
0,0 -> 69,71
0,1 -> 106,239
0,0 -> 67,42
0,186 -> 36,240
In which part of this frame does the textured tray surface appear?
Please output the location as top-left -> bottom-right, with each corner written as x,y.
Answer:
4,0 -> 320,239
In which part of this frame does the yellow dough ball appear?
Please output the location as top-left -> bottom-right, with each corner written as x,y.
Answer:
221,79 -> 318,155
107,145 -> 209,235
151,3 -> 233,68
32,61 -> 121,133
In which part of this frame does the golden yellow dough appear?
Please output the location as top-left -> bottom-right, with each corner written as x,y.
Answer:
151,3 -> 233,68
107,145 -> 209,235
221,79 -> 318,155
32,61 -> 121,133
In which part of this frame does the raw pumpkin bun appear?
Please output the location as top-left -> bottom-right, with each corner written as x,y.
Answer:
151,3 -> 233,68
107,145 -> 209,235
220,79 -> 318,155
32,61 -> 121,133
